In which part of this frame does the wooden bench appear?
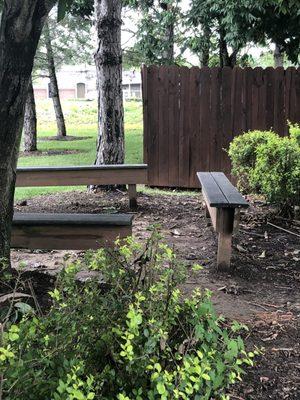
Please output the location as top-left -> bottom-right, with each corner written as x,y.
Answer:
12,213 -> 133,250
16,164 -> 148,209
197,172 -> 249,271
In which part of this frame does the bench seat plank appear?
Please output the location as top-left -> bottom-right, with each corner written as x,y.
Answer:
197,172 -> 248,208
211,172 -> 249,208
12,213 -> 133,250
197,172 -> 228,207
16,164 -> 148,187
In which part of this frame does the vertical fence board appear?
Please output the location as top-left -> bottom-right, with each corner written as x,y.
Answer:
142,66 -> 300,188
178,67 -> 190,187
157,66 -> 169,186
146,66 -> 159,186
273,67 -> 285,134
189,67 -> 201,187
168,66 -> 180,186
210,67 -> 222,172
199,67 -> 211,175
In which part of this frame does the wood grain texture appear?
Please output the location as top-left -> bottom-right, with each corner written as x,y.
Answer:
142,66 -> 300,189
16,165 -> 148,187
12,213 -> 133,250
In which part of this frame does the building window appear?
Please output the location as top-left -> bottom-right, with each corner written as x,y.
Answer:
77,82 -> 86,99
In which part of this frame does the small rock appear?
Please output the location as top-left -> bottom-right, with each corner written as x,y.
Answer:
18,200 -> 27,206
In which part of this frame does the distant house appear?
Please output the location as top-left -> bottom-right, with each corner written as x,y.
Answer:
33,65 -> 142,101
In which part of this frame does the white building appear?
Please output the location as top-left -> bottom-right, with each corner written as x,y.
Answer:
33,65 -> 142,101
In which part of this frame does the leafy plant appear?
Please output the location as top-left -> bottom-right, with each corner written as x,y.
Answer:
1,230 -> 256,399
228,129 -> 300,214
228,130 -> 279,192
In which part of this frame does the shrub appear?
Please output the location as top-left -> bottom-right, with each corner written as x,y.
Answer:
228,130 -> 279,192
289,122 -> 300,146
1,231 -> 256,400
253,136 -> 300,208
228,130 -> 300,213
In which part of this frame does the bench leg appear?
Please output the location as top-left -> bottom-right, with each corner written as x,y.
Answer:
128,184 -> 137,209
217,232 -> 232,272
203,202 -> 210,218
216,208 -> 235,272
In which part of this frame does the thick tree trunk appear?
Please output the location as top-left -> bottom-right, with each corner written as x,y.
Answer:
94,0 -> 124,166
24,77 -> 37,152
274,44 -> 284,67
0,0 -> 53,267
219,27 -> 238,68
44,21 -> 67,138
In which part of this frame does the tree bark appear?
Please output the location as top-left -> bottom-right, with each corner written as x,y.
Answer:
219,29 -> 238,68
44,20 -> 67,138
94,0 -> 124,166
162,3 -> 175,64
200,25 -> 211,67
274,43 -> 284,67
0,0 -> 53,267
24,77 -> 37,152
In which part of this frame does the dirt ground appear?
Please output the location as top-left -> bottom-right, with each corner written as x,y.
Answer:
13,190 -> 300,400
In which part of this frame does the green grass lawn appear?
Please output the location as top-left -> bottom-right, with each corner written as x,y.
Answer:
16,100 -> 143,200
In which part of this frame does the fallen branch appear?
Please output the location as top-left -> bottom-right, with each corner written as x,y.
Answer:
267,222 -> 300,238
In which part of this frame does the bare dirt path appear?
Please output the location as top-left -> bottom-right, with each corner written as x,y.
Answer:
13,190 -> 300,399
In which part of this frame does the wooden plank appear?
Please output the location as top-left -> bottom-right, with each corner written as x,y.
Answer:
197,172 -> 227,207
217,231 -> 232,272
232,67 -> 245,136
142,65 -> 148,164
158,66 -> 169,186
210,67 -> 222,172
168,65 -> 180,187
189,66 -> 201,187
211,172 -> 249,208
284,67 -> 293,134
178,67 -> 190,187
147,66 -> 159,186
216,208 -> 235,271
16,165 -> 148,187
13,213 -> 133,226
221,67 -> 233,175
199,67 -> 211,174
12,225 -> 132,250
265,67 -> 275,130
244,67 -> 253,132
128,184 -> 137,209
273,67 -> 285,135
12,213 -> 133,250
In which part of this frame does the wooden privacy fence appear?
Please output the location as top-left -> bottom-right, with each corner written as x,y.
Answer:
142,65 -> 300,188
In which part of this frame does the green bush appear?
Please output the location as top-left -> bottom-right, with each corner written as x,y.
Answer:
253,136 -> 300,208
0,231 -> 256,400
289,122 -> 300,146
228,130 -> 279,192
228,130 -> 300,212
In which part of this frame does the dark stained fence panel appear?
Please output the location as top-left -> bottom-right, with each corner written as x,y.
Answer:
142,65 -> 300,188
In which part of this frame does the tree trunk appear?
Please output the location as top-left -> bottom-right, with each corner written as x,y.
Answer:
162,3 -> 175,64
200,25 -> 211,67
0,0 -> 53,268
94,0 -> 124,166
24,77 -> 37,152
274,43 -> 284,67
44,20 -> 67,138
219,29 -> 238,68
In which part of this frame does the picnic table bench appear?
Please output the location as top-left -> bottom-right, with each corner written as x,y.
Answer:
16,164 -> 148,209
12,213 -> 133,250
197,172 -> 249,271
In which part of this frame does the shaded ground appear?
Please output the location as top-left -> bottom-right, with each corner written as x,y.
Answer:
13,190 -> 300,399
